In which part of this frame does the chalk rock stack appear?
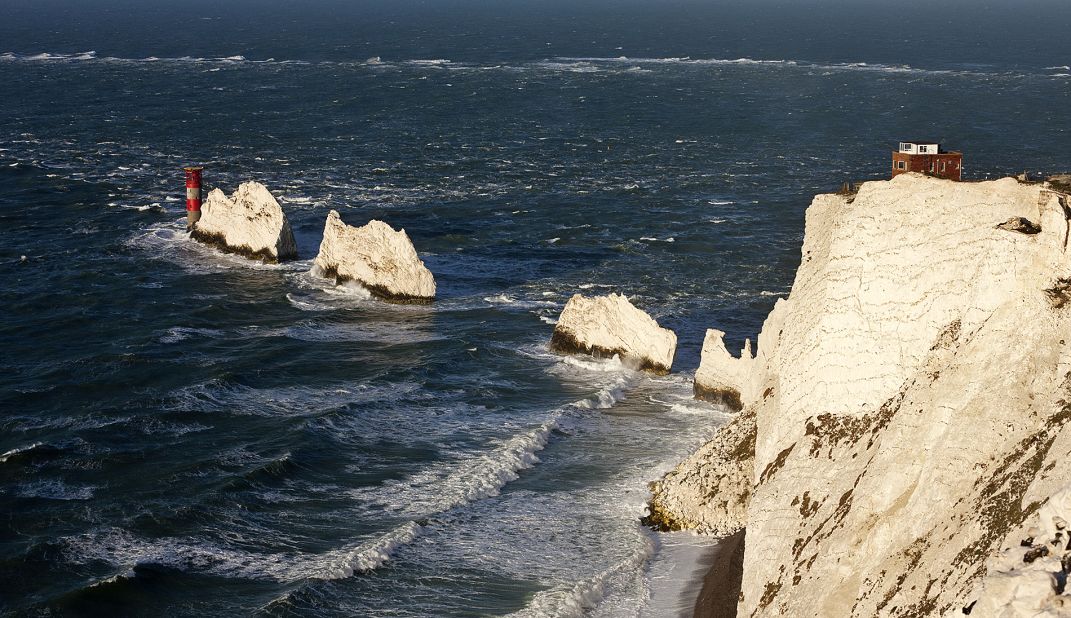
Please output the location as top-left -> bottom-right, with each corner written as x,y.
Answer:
191,181 -> 298,263
313,210 -> 436,302
550,293 -> 677,373
650,174 -> 1071,615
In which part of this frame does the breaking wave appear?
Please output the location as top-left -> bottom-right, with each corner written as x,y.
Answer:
508,532 -> 656,618
60,518 -> 422,584
0,50 -> 1050,80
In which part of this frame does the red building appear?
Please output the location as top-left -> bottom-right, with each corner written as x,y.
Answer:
891,141 -> 962,181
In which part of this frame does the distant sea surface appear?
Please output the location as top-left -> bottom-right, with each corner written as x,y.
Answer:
2,1 -> 1069,615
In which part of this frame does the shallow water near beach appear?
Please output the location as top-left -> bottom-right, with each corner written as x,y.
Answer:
2,1 -> 1070,615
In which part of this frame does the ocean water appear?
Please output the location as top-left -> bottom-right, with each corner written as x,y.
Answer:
1,1 -> 1069,615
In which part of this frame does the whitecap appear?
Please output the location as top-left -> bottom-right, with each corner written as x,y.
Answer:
158,326 -> 224,344
508,532 -> 656,618
313,521 -> 424,579
366,413 -> 561,515
0,442 -> 45,463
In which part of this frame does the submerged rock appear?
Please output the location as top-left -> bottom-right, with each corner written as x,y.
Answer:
190,181 -> 297,263
313,210 -> 435,303
651,175 -> 1071,616
549,293 -> 676,373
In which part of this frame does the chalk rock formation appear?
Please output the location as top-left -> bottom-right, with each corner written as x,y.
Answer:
694,330 -> 754,410
550,293 -> 677,373
313,210 -> 435,302
191,181 -> 297,262
972,485 -> 1071,616
651,174 -> 1071,616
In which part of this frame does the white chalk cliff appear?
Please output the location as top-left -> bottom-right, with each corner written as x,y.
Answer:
973,485 -> 1071,616
650,174 -> 1071,616
550,293 -> 677,373
191,181 -> 298,262
313,210 -> 435,302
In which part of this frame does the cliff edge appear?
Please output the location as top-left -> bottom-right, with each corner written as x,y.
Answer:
651,174 -> 1071,616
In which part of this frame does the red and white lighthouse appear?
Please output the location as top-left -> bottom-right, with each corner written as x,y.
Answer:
184,166 -> 204,230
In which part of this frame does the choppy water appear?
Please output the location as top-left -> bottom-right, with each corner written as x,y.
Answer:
2,1 -> 1070,616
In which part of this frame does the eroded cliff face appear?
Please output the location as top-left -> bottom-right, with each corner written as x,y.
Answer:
652,174 -> 1071,616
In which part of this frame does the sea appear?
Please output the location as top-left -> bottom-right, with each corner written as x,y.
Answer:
1,0 -> 1069,615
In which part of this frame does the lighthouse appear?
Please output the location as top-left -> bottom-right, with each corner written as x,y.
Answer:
184,166 -> 203,230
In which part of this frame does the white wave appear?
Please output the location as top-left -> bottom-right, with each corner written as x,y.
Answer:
759,290 -> 787,297
577,377 -> 629,410
0,442 -> 44,463
668,401 -> 733,418
639,236 -> 674,242
707,199 -> 734,205
130,220 -> 312,274
409,59 -> 452,66
278,195 -> 315,204
478,294 -> 560,311
158,326 -> 223,344
509,533 -> 656,618
557,354 -> 627,374
61,527 -> 307,582
545,55 -> 1023,78
374,414 -> 561,515
484,294 -> 517,304
321,279 -> 373,300
313,521 -> 423,579
285,293 -> 329,311
1044,65 -> 1070,70
539,315 -> 558,325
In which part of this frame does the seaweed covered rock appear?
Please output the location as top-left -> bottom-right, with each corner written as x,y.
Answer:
313,210 -> 435,303
191,181 -> 298,263
549,293 -> 677,373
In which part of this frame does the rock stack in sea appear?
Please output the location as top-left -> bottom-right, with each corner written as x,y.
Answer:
190,181 -> 298,263
550,293 -> 677,374
313,210 -> 436,303
650,174 -> 1071,615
